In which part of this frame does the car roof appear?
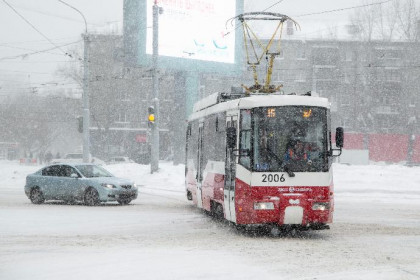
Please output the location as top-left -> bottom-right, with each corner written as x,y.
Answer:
44,163 -> 97,168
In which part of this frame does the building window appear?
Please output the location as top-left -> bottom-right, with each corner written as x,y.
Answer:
115,112 -> 129,123
341,116 -> 351,130
119,92 -> 130,101
312,47 -> 339,65
330,92 -> 338,112
379,95 -> 391,106
294,71 -> 306,82
296,45 -> 306,60
384,68 -> 401,82
345,49 -> 353,61
409,96 -> 416,108
275,69 -> 286,83
341,93 -> 351,106
376,49 -> 403,60
343,72 -> 350,84
378,117 -> 391,132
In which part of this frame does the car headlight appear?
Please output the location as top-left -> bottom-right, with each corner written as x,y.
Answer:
254,202 -> 274,210
312,202 -> 329,211
101,183 -> 116,189
133,183 -> 137,189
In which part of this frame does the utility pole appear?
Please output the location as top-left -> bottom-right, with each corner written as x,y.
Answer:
151,1 -> 161,173
58,0 -> 90,163
82,33 -> 90,163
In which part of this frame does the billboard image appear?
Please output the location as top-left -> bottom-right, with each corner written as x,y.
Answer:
124,0 -> 242,73
146,0 -> 236,64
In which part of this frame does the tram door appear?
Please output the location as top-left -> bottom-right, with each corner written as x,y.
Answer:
224,115 -> 238,222
196,123 -> 204,208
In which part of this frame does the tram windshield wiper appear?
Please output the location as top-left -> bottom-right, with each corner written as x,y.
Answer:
264,147 -> 284,166
262,148 -> 299,177
284,165 -> 295,177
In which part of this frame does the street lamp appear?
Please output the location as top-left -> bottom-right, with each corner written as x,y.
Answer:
59,0 -> 90,163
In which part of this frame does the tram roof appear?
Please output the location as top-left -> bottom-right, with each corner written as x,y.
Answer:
189,93 -> 330,121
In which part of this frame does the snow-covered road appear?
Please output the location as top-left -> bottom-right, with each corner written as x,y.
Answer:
1,161 -> 420,280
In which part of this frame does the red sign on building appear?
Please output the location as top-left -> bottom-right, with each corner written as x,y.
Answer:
135,134 -> 147,143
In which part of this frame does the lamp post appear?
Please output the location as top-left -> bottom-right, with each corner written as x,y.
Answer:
59,0 -> 90,163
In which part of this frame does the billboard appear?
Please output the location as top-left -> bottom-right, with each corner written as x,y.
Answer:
146,0 -> 237,64
124,0 -> 243,74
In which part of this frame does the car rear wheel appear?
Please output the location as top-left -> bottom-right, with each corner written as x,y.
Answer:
117,198 -> 132,205
84,188 -> 100,206
30,188 -> 45,204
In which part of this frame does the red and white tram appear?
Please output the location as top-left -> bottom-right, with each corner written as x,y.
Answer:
185,91 -> 344,230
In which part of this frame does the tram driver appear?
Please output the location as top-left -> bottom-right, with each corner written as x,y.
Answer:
281,138 -> 314,177
283,138 -> 312,163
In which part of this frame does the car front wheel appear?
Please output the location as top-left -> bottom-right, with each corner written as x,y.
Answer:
84,188 -> 100,206
30,188 -> 45,204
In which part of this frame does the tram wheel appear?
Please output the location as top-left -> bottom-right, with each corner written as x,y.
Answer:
215,203 -> 224,219
186,190 -> 192,201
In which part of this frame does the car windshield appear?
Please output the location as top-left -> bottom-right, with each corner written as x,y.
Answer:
75,165 -> 113,178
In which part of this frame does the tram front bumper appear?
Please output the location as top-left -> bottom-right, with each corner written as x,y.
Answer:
236,198 -> 332,226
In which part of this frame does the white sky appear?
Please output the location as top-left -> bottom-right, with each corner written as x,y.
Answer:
0,0 -> 123,90
0,0 -> 418,88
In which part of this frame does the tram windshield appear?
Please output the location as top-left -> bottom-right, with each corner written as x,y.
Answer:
240,106 -> 328,172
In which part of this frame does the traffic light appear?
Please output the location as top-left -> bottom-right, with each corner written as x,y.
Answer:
77,116 -> 83,133
148,106 -> 155,127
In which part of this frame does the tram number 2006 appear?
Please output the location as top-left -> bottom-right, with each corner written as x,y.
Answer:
262,174 -> 285,183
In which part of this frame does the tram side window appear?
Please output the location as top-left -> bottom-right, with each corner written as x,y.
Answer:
202,118 -> 213,171
187,121 -> 199,174
239,131 -> 251,169
214,113 -> 226,162
239,110 -> 252,169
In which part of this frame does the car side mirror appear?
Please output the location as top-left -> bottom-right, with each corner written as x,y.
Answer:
70,173 -> 79,179
335,127 -> 344,148
226,127 -> 237,149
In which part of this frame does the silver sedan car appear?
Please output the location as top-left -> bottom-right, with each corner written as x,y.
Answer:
24,163 -> 138,206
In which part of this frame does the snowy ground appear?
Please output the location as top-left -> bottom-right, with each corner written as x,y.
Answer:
1,160 -> 420,280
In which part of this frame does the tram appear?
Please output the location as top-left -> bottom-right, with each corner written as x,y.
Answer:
186,91 -> 343,230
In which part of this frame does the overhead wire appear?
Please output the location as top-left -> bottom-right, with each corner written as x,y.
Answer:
0,36 -> 80,45
1,0 -> 72,58
262,0 -> 286,12
0,44 -> 63,56
4,60 -> 79,64
8,3 -> 103,26
0,40 -> 82,61
225,0 -> 394,37
294,0 -> 394,18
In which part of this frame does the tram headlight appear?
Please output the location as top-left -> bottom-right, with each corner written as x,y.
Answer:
254,202 -> 274,210
312,202 -> 330,211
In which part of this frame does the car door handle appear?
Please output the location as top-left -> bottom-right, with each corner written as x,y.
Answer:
231,197 -> 234,200
224,195 -> 227,198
